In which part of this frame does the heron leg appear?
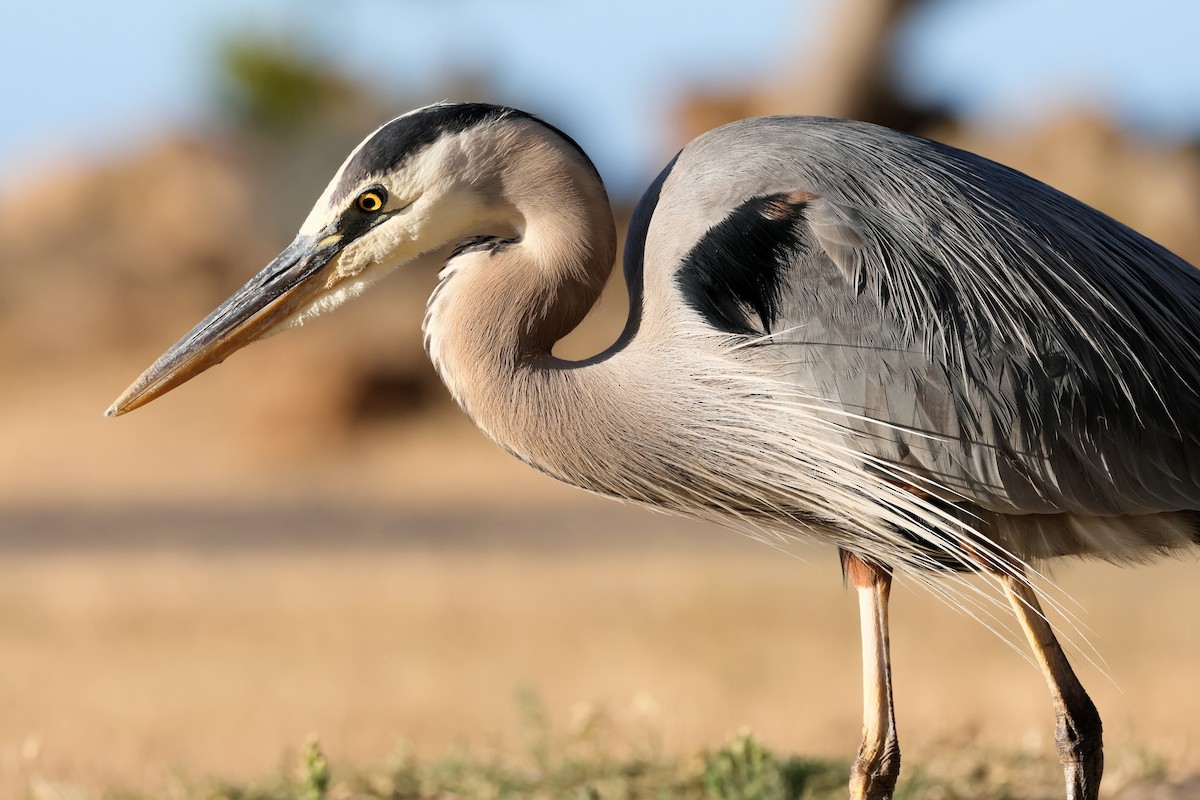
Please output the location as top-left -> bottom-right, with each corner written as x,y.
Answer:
1001,573 -> 1103,800
842,551 -> 900,800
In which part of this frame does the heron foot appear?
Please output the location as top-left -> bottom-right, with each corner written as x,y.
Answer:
1002,573 -> 1103,800
1055,694 -> 1104,800
849,730 -> 900,800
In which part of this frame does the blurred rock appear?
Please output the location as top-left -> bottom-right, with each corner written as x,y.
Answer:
673,0 -> 948,146
0,137 -> 272,369
0,132 -> 448,454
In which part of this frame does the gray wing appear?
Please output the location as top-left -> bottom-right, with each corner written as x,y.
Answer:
668,116 -> 1200,516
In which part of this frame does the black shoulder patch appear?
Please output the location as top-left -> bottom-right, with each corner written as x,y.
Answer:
332,102 -> 599,203
676,192 -> 810,335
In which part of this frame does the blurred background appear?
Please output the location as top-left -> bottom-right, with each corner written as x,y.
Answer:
1,0 -> 1199,795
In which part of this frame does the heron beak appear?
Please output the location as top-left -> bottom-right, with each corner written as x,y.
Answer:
105,227 -> 346,417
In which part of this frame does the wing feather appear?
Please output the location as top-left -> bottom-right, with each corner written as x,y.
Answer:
675,118 -> 1200,516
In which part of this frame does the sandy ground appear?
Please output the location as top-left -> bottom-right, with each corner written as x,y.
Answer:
0,504 -> 1196,796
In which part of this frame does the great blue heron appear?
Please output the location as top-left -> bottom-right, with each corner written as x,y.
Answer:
107,102 -> 1200,800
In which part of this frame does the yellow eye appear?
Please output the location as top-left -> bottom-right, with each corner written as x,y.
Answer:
356,189 -> 386,213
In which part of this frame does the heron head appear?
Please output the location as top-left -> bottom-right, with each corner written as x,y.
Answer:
105,102 -> 547,417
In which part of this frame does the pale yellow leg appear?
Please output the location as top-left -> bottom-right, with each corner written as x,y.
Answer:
843,552 -> 900,800
1002,574 -> 1103,800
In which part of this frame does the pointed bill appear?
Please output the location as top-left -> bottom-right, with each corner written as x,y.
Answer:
105,227 -> 346,417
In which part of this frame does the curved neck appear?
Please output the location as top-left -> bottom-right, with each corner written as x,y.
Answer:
423,132 -> 630,485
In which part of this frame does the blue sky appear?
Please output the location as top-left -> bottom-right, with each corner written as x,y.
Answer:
2,0 -> 1199,195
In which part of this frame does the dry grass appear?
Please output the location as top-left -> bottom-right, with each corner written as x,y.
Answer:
0,506 -> 1196,797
